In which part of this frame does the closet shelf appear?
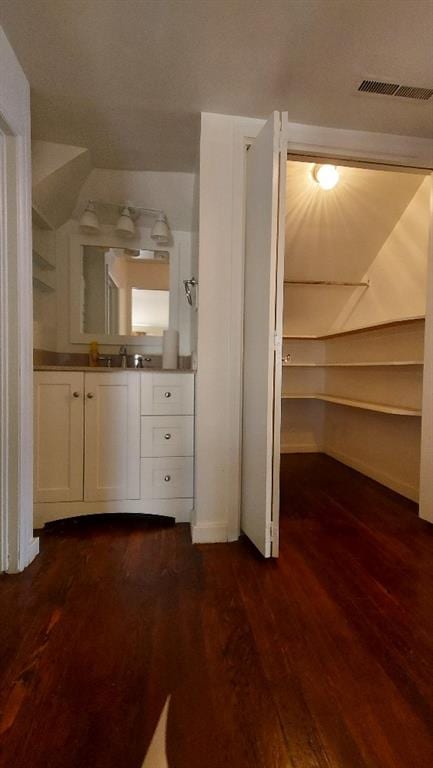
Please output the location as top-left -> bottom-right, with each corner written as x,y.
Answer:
33,249 -> 55,271
33,276 -> 54,293
284,279 -> 369,288
281,393 -> 421,417
283,361 -> 423,368
283,315 -> 425,340
32,205 -> 55,231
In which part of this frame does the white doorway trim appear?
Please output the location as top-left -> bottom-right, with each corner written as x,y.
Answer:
0,27 -> 38,572
196,113 -> 433,543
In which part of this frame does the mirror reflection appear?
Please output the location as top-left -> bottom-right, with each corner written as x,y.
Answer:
81,246 -> 170,336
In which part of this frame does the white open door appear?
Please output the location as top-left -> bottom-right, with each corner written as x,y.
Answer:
241,111 -> 286,557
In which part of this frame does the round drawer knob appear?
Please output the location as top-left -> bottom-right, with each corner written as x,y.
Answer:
164,475 -> 171,482
164,391 -> 172,398
73,391 -> 80,398
86,392 -> 94,399
164,433 -> 172,440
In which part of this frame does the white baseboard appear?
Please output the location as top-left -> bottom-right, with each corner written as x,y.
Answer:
191,521 -> 228,544
325,448 -> 419,502
26,536 -> 40,565
6,536 -> 39,573
281,443 -> 323,454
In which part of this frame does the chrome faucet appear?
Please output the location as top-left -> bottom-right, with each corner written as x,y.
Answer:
119,345 -> 128,369
97,354 -> 112,368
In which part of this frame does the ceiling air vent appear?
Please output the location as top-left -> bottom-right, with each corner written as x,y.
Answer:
358,79 -> 399,95
394,85 -> 433,100
358,79 -> 433,100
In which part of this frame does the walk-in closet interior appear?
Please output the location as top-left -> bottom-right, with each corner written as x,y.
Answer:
281,158 -> 431,503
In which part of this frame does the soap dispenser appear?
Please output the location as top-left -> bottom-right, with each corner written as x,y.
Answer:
89,341 -> 99,367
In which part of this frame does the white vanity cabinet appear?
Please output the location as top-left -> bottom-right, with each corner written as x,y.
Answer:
34,371 -> 84,503
34,370 -> 195,527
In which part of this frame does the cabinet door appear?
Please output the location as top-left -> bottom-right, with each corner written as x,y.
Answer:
84,372 -> 140,501
34,372 -> 84,502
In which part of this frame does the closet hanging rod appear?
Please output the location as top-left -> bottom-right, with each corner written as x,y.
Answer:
284,279 -> 370,288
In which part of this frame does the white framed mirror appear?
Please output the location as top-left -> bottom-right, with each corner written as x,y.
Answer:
70,233 -> 181,347
68,227 -> 192,355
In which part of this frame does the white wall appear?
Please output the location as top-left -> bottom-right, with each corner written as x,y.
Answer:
335,177 -> 431,330
33,286 -> 57,351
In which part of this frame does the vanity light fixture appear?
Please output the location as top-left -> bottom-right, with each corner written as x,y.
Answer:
79,199 -> 172,242
313,164 -> 340,190
115,206 -> 136,238
79,201 -> 101,234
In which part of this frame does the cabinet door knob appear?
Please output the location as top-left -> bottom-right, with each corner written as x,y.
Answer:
164,391 -> 172,398
86,392 -> 94,399
164,475 -> 171,482
72,391 -> 80,398
164,433 -> 171,440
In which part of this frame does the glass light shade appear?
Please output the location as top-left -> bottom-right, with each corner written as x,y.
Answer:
79,202 -> 100,234
115,207 -> 135,238
313,164 -> 339,190
151,214 -> 170,244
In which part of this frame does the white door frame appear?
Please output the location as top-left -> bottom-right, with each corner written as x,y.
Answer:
226,116 -> 433,542
0,27 -> 38,572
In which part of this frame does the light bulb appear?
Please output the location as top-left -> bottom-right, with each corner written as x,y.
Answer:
313,164 -> 339,190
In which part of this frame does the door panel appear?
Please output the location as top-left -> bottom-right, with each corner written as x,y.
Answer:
241,112 -> 285,557
34,372 -> 84,502
84,372 -> 140,501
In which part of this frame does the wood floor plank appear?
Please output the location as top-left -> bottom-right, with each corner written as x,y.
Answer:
0,456 -> 433,766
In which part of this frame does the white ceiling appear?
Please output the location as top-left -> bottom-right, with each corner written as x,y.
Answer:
1,0 -> 432,171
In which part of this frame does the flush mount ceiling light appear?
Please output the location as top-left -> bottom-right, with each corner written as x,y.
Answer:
115,206 -> 136,238
151,213 -> 170,244
79,201 -> 101,234
313,164 -> 340,190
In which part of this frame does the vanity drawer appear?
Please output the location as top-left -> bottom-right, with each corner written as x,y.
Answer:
141,373 -> 194,415
141,415 -> 193,457
140,457 -> 193,499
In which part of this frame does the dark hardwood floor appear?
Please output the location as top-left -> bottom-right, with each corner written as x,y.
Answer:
1,454 -> 433,767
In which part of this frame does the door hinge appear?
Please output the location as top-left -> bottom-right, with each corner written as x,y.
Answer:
279,133 -> 286,152
274,332 -> 282,354
268,521 -> 274,543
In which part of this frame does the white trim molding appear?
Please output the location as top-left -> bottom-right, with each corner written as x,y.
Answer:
0,27 -> 38,571
191,521 -> 228,544
419,179 -> 433,522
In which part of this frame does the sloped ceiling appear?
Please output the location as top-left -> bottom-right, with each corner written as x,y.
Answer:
32,140 -> 92,228
1,0 -> 432,171
285,162 -> 426,281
